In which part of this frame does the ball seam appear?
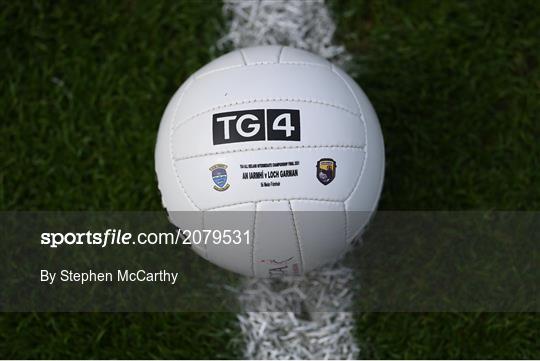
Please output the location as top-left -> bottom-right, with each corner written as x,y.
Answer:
205,198 -> 343,211
194,61 -> 331,80
168,77 -> 201,211
173,144 -> 365,161
288,200 -> 304,274
251,201 -> 258,277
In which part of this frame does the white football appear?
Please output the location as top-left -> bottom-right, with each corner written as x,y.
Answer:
155,45 -> 384,278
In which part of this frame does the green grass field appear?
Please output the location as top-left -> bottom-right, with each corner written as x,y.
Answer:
1,0 -> 539,358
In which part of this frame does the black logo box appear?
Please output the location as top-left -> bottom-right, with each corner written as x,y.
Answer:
212,109 -> 300,145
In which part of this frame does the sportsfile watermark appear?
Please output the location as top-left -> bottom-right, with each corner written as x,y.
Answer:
40,229 -> 251,248
0,211 -> 538,312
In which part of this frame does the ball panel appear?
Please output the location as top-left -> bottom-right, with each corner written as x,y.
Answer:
338,67 -> 385,211
289,200 -> 347,272
173,147 -> 365,210
171,103 -> 365,160
253,201 -> 302,278
239,45 -> 283,64
333,66 -> 385,238
279,46 -> 332,67
204,202 -> 256,276
171,63 -> 359,131
155,77 -> 201,212
193,50 -> 245,77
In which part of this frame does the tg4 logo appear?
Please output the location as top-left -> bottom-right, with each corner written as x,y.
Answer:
212,109 -> 300,145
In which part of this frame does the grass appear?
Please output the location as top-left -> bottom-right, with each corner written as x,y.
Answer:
2,0 -> 223,211
1,0 -> 242,359
1,0 -> 539,358
332,0 -> 539,210
331,0 -> 539,358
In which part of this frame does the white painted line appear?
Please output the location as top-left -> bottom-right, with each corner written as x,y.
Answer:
237,263 -> 359,359
217,0 -> 350,67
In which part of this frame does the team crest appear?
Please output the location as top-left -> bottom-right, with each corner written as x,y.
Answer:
209,164 -> 230,191
316,158 -> 336,185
